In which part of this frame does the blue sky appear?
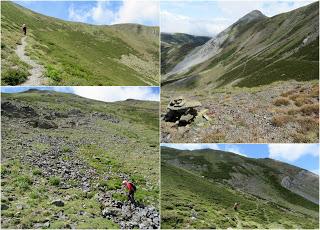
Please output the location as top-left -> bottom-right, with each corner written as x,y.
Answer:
14,1 -> 159,26
161,0 -> 317,36
1,86 -> 160,102
161,143 -> 319,174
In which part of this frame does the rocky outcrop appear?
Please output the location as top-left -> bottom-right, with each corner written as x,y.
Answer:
29,119 -> 58,129
2,101 -> 38,118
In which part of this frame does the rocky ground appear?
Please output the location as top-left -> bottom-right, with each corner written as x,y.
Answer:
161,80 -> 319,143
1,91 -> 159,229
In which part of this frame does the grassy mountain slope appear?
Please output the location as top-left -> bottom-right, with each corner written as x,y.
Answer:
162,2 -> 318,89
1,1 -> 159,86
161,147 -> 319,229
161,33 -> 210,75
1,90 -> 159,228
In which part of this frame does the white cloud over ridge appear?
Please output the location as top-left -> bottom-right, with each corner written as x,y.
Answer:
161,0 -> 316,36
268,144 -> 319,162
68,0 -> 159,25
71,86 -> 159,102
160,10 -> 229,37
224,145 -> 247,157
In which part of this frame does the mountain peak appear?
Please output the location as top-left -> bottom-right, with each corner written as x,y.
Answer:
237,9 -> 267,23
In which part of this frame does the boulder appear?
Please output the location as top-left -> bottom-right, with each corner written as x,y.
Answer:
51,200 -> 64,207
102,207 -> 120,218
29,119 -> 58,129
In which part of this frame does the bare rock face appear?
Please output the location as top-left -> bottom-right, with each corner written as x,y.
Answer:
164,96 -> 201,126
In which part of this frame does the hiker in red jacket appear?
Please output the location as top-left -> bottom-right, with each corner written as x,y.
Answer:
122,180 -> 136,204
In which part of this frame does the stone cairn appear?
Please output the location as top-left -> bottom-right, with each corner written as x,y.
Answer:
163,96 -> 202,126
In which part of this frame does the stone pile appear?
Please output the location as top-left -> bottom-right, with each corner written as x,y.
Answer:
163,96 -> 202,126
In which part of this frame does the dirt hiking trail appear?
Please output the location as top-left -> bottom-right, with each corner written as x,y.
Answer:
15,36 -> 48,85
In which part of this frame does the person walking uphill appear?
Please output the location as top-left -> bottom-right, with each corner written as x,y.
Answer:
22,24 -> 27,35
122,180 -> 137,205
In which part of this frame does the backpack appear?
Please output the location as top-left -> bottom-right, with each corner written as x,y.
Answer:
129,182 -> 137,192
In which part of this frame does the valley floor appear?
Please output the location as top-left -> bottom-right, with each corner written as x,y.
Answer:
161,80 -> 319,143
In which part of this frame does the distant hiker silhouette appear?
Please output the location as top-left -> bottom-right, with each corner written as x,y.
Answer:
234,202 -> 240,211
122,180 -> 136,205
22,24 -> 27,35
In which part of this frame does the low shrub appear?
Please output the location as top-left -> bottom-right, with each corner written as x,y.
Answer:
2,68 -> 28,85
49,176 -> 60,186
45,65 -> 62,82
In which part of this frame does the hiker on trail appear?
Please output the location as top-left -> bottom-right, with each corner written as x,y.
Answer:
22,24 -> 27,35
122,180 -> 136,205
234,202 -> 240,211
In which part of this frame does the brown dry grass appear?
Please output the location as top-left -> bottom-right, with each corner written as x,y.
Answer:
201,132 -> 226,143
300,104 -> 319,115
271,115 -> 292,127
273,97 -> 290,106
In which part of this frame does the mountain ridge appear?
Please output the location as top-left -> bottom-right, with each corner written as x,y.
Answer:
162,1 -> 318,88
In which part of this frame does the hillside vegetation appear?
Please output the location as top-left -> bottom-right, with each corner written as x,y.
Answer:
161,147 -> 319,229
1,1 -> 159,86
1,90 -> 160,228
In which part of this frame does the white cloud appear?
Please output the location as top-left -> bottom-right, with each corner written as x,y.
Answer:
161,143 -> 220,151
68,3 -> 92,23
68,0 -> 159,25
224,145 -> 247,157
161,10 -> 230,36
91,1 -> 115,24
262,0 -> 316,16
268,144 -> 319,162
113,0 -> 159,24
71,86 -> 159,102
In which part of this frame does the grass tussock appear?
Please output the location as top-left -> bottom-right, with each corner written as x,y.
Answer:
273,97 -> 290,106
271,84 -> 319,142
271,115 -> 292,127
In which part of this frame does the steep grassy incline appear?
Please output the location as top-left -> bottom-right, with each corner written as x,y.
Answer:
161,147 -> 319,229
1,90 -> 159,228
162,2 -> 318,89
161,33 -> 210,75
1,1 -> 159,86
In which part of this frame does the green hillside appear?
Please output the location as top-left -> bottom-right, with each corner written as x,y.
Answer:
161,147 -> 319,229
1,90 -> 159,228
1,1 -> 159,86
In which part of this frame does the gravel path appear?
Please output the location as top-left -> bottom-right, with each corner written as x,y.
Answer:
15,36 -> 48,85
